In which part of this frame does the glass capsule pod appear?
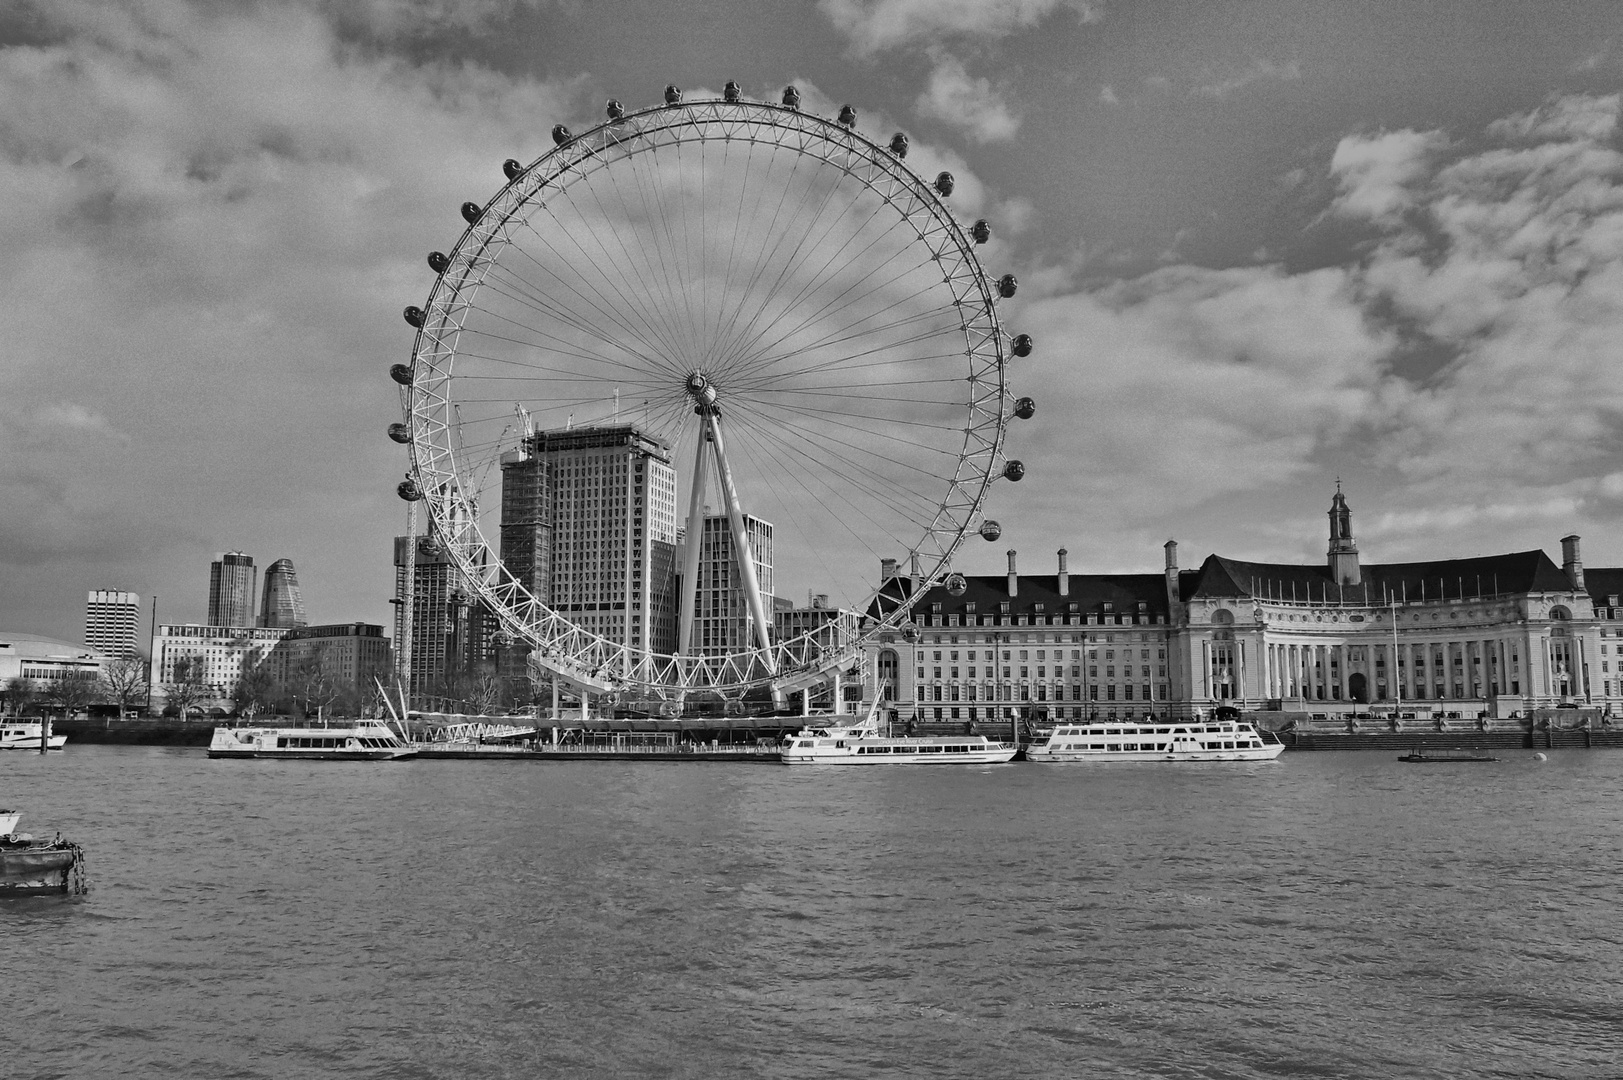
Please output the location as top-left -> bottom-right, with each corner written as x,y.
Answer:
552,124 -> 572,145
427,251 -> 449,274
1003,460 -> 1025,482
1014,396 -> 1036,420
971,219 -> 991,244
460,201 -> 481,224
1011,333 -> 1033,357
664,84 -> 682,105
889,132 -> 909,157
502,158 -> 522,180
606,98 -> 625,119
389,363 -> 413,385
403,306 -> 424,328
998,274 -> 1018,299
723,81 -> 741,103
934,172 -> 954,196
979,520 -> 1002,542
387,423 -> 411,444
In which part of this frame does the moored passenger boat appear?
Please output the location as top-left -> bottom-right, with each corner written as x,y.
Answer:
780,704 -> 1016,765
1026,717 -> 1284,762
208,722 -> 417,760
0,722 -> 67,750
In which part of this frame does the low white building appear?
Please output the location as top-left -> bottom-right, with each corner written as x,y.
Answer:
0,632 -> 108,705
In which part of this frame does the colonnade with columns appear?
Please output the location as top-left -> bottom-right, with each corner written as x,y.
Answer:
1248,632 -> 1584,705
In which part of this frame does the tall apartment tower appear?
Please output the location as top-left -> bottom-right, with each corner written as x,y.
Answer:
258,558 -> 307,628
394,483 -> 495,698
692,512 -> 774,656
518,425 -> 681,654
86,589 -> 141,658
207,552 -> 256,627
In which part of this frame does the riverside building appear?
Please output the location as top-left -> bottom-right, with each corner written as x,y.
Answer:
85,590 -> 141,659
499,424 -> 681,654
207,552 -> 256,627
866,490 -> 1623,724
258,559 -> 307,628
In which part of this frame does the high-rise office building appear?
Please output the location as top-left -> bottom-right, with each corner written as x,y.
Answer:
258,558 -> 307,628
514,424 -> 681,655
692,512 -> 774,655
85,590 -> 141,658
207,552 -> 256,627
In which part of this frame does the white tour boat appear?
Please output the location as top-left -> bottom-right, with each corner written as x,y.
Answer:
0,722 -> 67,750
780,703 -> 1017,766
1026,717 -> 1285,762
208,722 -> 417,760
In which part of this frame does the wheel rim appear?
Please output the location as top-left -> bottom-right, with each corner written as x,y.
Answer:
402,96 -> 1013,700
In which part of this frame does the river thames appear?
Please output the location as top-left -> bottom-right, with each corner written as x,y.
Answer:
5,745 -> 1622,1079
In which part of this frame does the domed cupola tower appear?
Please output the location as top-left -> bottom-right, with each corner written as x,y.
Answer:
1328,482 -> 1361,586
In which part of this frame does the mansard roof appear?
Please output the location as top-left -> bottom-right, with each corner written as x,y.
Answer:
1182,549 -> 1578,604
1584,567 -> 1623,608
872,572 -> 1170,619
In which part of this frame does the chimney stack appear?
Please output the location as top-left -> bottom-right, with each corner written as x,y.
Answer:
1007,549 -> 1019,597
1164,539 -> 1180,614
1057,548 -> 1069,596
1562,533 -> 1585,590
880,557 -> 898,582
909,552 -> 921,581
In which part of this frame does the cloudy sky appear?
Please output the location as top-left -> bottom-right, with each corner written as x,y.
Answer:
5,0 -> 1623,643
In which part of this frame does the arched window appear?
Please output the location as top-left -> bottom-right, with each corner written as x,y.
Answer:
1211,608 -> 1235,626
1549,606 -> 1571,621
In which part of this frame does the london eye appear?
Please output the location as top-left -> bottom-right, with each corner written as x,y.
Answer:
391,83 -> 1034,708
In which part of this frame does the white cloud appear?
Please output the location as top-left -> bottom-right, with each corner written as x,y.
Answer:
997,93 -> 1623,567
819,0 -> 1100,54
1099,84 -> 1118,105
1487,93 -> 1621,143
914,51 -> 1021,143
1192,58 -> 1301,100
1328,128 -> 1449,225
0,0 -> 581,622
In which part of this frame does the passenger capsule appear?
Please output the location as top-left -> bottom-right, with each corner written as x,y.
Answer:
403,306 -> 424,328
387,422 -> 411,444
606,98 -> 625,119
502,158 -> 522,180
723,81 -> 741,103
1003,460 -> 1026,482
971,219 -> 991,244
389,363 -> 413,385
782,85 -> 801,109
1014,396 -> 1036,420
837,104 -> 857,127
552,124 -> 572,146
1011,333 -> 1034,357
889,132 -> 909,157
397,479 -> 423,502
998,274 -> 1018,299
979,520 -> 1002,542
946,573 -> 968,597
934,172 -> 954,197
901,620 -> 921,641
664,84 -> 682,105
460,201 -> 482,224
427,251 -> 449,274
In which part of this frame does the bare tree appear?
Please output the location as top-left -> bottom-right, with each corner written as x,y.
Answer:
2,677 -> 34,717
465,666 -> 504,716
292,654 -> 341,720
102,657 -> 149,719
233,658 -> 278,722
165,655 -> 210,722
39,671 -> 100,719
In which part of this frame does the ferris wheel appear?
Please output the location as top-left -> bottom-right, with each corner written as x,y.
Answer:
391,83 -> 1035,706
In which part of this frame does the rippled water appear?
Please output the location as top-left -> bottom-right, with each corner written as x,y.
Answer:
6,745 -> 1623,1079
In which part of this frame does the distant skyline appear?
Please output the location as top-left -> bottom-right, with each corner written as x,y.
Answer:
6,0 -> 1623,644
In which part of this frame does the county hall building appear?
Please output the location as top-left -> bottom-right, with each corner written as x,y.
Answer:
867,490 -> 1621,726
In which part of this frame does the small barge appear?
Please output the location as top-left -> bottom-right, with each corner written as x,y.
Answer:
0,811 -> 87,895
1398,748 -> 1499,763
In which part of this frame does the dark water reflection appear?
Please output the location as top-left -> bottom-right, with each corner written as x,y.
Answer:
6,746 -> 1622,1078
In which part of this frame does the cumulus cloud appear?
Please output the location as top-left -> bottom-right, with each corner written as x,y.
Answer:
915,51 -> 1021,143
1329,128 -> 1449,225
0,0 -> 580,627
819,0 -> 1100,55
1010,92 -> 1623,567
